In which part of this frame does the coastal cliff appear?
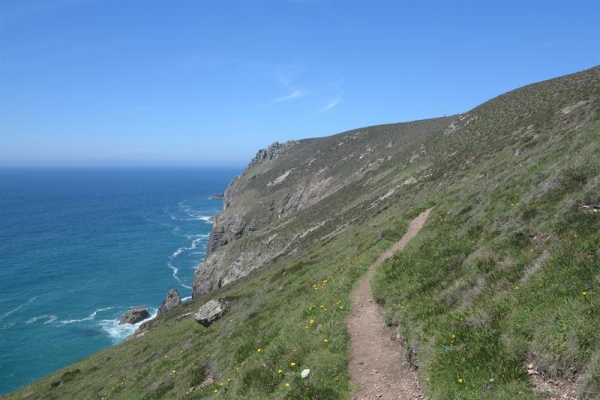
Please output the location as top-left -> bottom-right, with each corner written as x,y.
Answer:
192,118 -> 456,297
193,66 -> 600,300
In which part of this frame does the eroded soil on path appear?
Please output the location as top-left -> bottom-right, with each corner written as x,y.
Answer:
347,209 -> 432,400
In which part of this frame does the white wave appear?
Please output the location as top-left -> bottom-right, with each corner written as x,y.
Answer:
198,216 -> 213,224
185,233 -> 210,240
0,296 -> 38,321
172,247 -> 186,258
167,261 -> 193,289
26,314 -> 58,324
1,321 -> 16,331
170,215 -> 213,222
186,208 -> 213,222
171,202 -> 215,223
171,235 -> 208,260
168,237 -> 205,288
142,214 -> 153,222
59,307 -> 114,325
181,296 -> 192,303
99,310 -> 157,343
191,236 -> 207,247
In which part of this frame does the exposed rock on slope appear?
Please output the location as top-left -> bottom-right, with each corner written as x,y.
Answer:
157,288 -> 181,316
192,118 -> 455,297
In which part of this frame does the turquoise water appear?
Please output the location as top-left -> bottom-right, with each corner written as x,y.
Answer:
0,168 -> 239,395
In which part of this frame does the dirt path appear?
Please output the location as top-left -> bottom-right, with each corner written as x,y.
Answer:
347,209 -> 432,400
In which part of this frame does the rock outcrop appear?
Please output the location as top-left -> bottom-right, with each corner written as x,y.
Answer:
119,307 -> 150,325
157,288 -> 181,316
129,321 -> 150,339
194,299 -> 229,327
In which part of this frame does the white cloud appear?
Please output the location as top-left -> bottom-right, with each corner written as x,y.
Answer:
319,94 -> 342,113
275,64 -> 304,86
273,89 -> 309,103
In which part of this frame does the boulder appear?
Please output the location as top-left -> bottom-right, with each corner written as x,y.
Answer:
194,299 -> 229,327
119,307 -> 150,325
157,288 -> 181,316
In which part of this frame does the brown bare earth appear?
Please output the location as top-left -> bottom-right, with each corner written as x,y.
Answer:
348,209 -> 432,400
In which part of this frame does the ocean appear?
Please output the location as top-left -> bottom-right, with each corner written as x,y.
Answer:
0,167 -> 240,395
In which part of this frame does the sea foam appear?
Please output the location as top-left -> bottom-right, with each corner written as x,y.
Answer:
26,314 -> 58,324
99,309 -> 157,343
59,307 -> 114,325
0,296 -> 38,322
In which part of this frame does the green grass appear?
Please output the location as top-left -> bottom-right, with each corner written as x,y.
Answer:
5,66 -> 600,399
370,94 -> 600,398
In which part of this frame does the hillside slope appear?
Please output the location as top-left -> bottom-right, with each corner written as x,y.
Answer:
5,66 -> 599,399
192,116 -> 454,296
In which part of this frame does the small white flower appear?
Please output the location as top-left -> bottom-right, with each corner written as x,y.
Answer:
301,368 -> 310,379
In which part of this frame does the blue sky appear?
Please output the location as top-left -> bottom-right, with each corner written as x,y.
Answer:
1,0 -> 598,167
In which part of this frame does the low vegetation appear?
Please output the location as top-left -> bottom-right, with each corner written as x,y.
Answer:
6,66 -> 599,399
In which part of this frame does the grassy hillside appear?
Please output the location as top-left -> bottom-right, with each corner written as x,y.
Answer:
5,66 -> 599,399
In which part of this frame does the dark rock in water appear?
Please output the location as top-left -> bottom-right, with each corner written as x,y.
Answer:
157,288 -> 181,316
211,193 -> 225,200
119,307 -> 150,325
194,299 -> 229,327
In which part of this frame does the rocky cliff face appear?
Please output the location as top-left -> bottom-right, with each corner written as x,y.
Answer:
203,141 -> 299,255
192,119 -> 455,298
